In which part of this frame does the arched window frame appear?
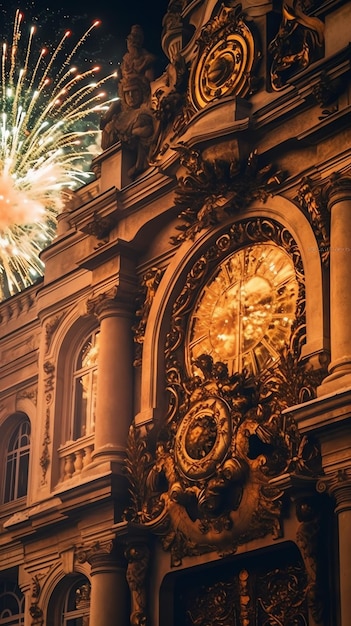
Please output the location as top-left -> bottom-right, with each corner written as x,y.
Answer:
54,319 -> 100,485
71,329 -> 100,441
47,575 -> 90,626
0,580 -> 25,625
1,414 -> 31,505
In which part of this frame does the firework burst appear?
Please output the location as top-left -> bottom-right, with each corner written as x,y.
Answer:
0,9 -> 115,301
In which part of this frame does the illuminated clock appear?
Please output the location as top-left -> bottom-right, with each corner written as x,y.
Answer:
187,243 -> 299,377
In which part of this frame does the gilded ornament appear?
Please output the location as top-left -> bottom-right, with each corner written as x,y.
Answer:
190,4 -> 261,110
125,219 -> 325,567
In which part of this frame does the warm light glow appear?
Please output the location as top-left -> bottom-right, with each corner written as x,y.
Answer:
188,243 -> 299,376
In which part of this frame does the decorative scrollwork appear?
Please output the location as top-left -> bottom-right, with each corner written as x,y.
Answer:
171,145 -> 285,244
133,267 -> 164,367
296,176 -> 330,265
190,4 -> 261,109
257,564 -> 308,624
125,218 -> 325,567
175,546 -> 311,625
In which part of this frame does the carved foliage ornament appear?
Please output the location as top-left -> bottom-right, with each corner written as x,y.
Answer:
296,176 -> 330,266
175,549 -> 310,626
125,218 -> 325,567
190,3 -> 261,110
296,172 -> 351,267
171,144 -> 285,244
40,360 -> 55,484
133,267 -> 164,367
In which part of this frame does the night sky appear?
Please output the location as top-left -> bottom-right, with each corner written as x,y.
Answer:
0,0 -> 170,76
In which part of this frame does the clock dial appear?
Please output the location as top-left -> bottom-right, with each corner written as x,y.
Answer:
187,243 -> 299,376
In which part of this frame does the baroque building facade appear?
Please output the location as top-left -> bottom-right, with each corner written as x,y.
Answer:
1,0 -> 351,624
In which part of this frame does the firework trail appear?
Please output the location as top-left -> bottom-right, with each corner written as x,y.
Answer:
0,10 -> 114,301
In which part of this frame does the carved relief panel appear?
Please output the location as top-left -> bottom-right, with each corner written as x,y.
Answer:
166,543 -> 311,626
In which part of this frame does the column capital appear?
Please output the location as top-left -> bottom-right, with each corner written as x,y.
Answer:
326,174 -> 351,209
76,540 -> 127,574
86,286 -> 135,320
317,467 -> 351,513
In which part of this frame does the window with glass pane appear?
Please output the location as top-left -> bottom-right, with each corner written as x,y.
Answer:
63,578 -> 90,626
4,419 -> 31,503
0,581 -> 25,625
72,331 -> 99,440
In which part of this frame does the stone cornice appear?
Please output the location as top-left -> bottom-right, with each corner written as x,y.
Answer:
282,387 -> 351,434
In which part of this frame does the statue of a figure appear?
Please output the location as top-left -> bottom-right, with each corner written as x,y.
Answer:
121,24 -> 156,82
100,25 -> 156,179
268,1 -> 324,90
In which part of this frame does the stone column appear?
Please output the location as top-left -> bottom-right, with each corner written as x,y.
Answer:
318,469 -> 351,626
88,542 -> 129,626
87,285 -> 135,469
321,177 -> 351,393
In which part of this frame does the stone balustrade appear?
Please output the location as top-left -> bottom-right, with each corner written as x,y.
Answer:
58,435 -> 94,481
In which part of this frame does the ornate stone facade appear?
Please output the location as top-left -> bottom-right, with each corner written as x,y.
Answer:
0,1 -> 350,625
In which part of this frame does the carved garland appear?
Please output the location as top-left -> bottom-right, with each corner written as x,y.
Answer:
39,360 -> 54,484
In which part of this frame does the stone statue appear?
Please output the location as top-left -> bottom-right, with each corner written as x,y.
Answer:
100,25 -> 156,179
268,1 -> 324,90
121,24 -> 156,82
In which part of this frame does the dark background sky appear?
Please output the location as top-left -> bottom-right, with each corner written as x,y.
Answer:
0,0 -> 170,76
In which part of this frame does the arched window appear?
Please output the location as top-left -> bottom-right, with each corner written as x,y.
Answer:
72,330 -> 99,440
4,418 -> 31,503
47,575 -> 90,626
63,578 -> 90,626
0,581 -> 24,625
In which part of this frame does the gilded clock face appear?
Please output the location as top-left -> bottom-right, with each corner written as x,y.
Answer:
187,243 -> 299,377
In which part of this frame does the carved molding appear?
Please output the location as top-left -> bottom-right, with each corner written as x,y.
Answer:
45,313 -> 64,353
133,267 -> 164,366
296,172 -> 351,266
317,467 -> 351,513
313,71 -> 343,119
40,361 -> 54,484
29,576 -> 43,626
296,176 -> 330,266
87,285 -> 136,319
75,540 -> 119,569
83,211 -> 116,244
86,287 -> 118,318
16,385 -> 38,406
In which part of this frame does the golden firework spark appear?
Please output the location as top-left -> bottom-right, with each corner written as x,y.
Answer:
0,9 -> 115,300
